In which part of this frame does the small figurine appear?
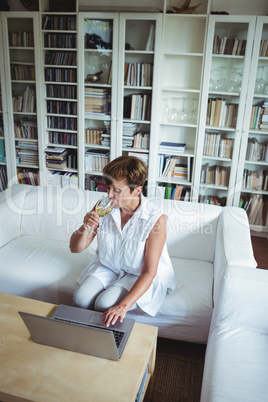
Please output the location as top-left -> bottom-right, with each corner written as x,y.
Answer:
85,71 -> 104,84
167,0 -> 200,14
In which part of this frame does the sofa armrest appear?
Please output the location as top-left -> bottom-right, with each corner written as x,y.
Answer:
0,185 -> 28,248
201,265 -> 268,402
211,265 -> 268,333
213,207 -> 257,302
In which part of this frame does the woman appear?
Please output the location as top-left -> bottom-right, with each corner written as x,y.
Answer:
70,156 -> 175,327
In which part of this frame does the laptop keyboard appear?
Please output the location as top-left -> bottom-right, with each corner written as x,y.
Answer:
54,317 -> 125,348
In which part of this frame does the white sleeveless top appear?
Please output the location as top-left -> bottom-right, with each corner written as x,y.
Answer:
77,195 -> 176,316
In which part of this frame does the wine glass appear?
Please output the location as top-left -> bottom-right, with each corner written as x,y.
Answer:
95,195 -> 114,217
255,66 -> 267,94
85,196 -> 114,234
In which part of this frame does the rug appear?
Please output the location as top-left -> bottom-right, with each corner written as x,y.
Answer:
151,351 -> 205,402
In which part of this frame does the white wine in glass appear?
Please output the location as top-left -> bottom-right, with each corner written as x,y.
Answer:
95,196 -> 114,217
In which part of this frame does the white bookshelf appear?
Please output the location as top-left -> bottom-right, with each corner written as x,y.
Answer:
235,16 -> 268,236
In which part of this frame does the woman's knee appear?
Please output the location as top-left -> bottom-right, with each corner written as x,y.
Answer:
73,275 -> 104,309
94,286 -> 128,312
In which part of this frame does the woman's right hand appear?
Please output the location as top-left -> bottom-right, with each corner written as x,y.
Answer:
83,210 -> 100,231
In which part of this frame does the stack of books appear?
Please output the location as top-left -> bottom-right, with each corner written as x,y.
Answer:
16,141 -> 39,166
159,141 -> 186,154
45,147 -> 68,170
84,87 -> 110,115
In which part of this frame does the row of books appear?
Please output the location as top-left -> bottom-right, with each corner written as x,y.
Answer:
199,195 -> 227,206
85,150 -> 110,172
13,86 -> 36,113
259,40 -> 268,57
44,51 -> 77,66
11,64 -> 35,81
48,116 -> 77,131
249,102 -> 268,130
44,34 -> 76,49
0,138 -> 5,163
45,68 -> 77,83
243,169 -> 268,191
47,171 -> 78,187
9,30 -> 34,48
84,128 -> 105,145
0,119 -> 4,136
203,131 -> 234,159
158,154 -> 191,181
157,184 -> 190,201
47,100 -> 77,115
132,132 -> 149,150
212,36 -> 246,56
206,98 -> 238,128
16,141 -> 39,166
240,194 -> 268,226
0,166 -> 7,191
42,16 -> 76,31
85,175 -> 107,192
124,94 -> 151,121
17,169 -> 39,186
128,151 -> 149,167
124,63 -> 153,87
246,138 -> 268,162
49,132 -> 77,146
46,84 -> 77,99
14,118 -> 37,140
45,147 -> 77,170
200,164 -> 230,186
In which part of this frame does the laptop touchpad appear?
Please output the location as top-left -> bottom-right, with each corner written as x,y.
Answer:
90,313 -> 105,325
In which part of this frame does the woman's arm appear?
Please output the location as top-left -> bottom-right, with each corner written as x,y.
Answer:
69,208 -> 100,253
101,214 -> 167,327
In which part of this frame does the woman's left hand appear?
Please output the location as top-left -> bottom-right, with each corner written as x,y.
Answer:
100,305 -> 127,327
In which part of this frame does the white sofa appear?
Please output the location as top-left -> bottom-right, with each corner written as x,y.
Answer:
201,265 -> 268,401
0,184 -> 257,344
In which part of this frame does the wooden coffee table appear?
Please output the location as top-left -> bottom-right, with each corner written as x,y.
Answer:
0,293 -> 158,402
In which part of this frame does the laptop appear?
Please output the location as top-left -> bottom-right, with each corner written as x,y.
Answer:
19,304 -> 135,361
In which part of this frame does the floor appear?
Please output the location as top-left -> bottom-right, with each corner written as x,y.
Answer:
251,236 -> 268,269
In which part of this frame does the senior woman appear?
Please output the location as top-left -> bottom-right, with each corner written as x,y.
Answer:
70,156 -> 175,327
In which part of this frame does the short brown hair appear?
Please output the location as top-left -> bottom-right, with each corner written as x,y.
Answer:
102,156 -> 148,190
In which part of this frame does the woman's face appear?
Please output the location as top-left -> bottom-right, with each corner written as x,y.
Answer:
106,178 -> 142,209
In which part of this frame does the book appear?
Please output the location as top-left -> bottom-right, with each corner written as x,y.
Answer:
159,142 -> 186,153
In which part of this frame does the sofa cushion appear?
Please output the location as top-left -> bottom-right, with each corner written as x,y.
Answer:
0,235 -> 96,305
161,199 -> 222,262
20,186 -> 103,244
127,257 -> 213,343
